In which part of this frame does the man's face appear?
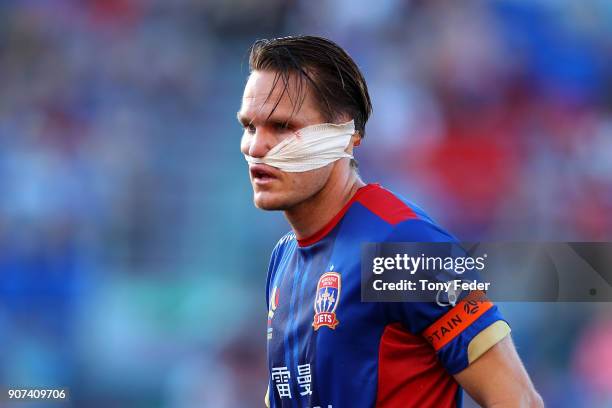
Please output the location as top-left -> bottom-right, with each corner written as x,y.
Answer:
238,70 -> 335,210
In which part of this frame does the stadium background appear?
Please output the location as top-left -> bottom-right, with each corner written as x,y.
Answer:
1,0 -> 611,406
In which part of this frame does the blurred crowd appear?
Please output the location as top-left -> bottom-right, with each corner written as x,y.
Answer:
0,0 -> 611,406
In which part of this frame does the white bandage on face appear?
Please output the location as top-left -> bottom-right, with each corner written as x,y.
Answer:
244,120 -> 356,173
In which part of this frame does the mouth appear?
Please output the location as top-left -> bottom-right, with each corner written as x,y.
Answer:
249,164 -> 279,185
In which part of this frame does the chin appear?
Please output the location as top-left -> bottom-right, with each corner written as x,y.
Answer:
253,191 -> 291,211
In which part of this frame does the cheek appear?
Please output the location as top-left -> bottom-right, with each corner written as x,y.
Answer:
287,166 -> 331,191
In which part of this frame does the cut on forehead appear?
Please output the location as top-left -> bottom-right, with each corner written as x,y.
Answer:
240,69 -> 329,126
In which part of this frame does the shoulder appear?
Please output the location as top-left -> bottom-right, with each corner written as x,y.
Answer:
265,231 -> 296,305
353,183 -> 420,225
356,184 -> 456,242
387,218 -> 456,242
270,231 -> 297,263
275,231 -> 296,248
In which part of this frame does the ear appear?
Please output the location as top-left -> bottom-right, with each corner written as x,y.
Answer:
352,131 -> 361,147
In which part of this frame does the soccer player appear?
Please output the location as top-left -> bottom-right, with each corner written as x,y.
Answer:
238,36 -> 542,408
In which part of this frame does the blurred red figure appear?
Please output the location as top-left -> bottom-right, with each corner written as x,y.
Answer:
573,312 -> 612,400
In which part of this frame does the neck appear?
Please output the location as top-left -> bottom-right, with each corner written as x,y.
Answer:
285,163 -> 365,242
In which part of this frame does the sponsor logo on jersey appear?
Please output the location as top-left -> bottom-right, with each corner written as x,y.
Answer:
313,272 -> 341,330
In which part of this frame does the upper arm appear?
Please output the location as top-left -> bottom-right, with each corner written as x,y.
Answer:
386,219 -> 510,374
454,335 -> 543,407
385,218 -> 541,405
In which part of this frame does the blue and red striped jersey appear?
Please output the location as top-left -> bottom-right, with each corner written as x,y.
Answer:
265,183 -> 510,408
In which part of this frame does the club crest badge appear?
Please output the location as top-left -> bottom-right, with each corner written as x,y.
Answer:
313,272 -> 341,330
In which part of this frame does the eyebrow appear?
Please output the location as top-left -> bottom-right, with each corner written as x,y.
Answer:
236,111 -> 303,128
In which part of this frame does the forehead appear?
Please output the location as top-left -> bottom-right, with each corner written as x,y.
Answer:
239,70 -> 323,124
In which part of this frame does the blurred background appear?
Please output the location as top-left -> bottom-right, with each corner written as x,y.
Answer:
0,0 -> 611,407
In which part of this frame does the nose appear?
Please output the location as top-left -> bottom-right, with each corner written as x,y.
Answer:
242,128 -> 275,159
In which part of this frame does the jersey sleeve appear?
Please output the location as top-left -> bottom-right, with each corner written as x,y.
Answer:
265,234 -> 287,309
384,218 -> 511,374
264,235 -> 290,408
